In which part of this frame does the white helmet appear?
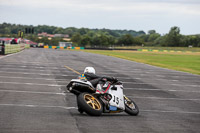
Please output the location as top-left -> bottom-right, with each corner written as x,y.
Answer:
84,67 -> 96,74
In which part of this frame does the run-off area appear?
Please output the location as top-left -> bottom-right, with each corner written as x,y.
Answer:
0,48 -> 200,133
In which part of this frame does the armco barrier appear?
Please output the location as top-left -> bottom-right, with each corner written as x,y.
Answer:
5,44 -> 30,55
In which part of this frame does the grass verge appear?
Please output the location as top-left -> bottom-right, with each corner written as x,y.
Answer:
82,50 -> 200,75
114,46 -> 200,52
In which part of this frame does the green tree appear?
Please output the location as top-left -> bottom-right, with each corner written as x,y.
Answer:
71,33 -> 82,46
53,27 -> 64,34
148,30 -> 156,34
148,33 -> 161,42
99,34 -> 109,47
165,26 -> 181,47
91,34 -> 110,47
80,35 -> 91,47
78,28 -> 88,35
117,34 -> 134,46
133,37 -> 144,45
154,35 -> 167,46
91,35 -> 101,47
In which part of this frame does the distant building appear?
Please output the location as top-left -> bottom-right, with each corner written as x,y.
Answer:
38,32 -> 54,37
54,34 -> 69,38
38,32 -> 69,38
63,38 -> 71,41
59,42 -> 72,47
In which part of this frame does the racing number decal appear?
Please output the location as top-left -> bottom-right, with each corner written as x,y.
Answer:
113,96 -> 119,105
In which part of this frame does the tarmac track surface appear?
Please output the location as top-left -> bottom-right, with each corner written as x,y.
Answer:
0,48 -> 200,133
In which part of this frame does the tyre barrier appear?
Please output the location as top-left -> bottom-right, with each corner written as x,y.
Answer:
42,46 -> 196,53
44,46 -> 84,50
137,49 -> 195,53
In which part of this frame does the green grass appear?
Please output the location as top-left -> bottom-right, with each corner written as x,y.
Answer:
114,46 -> 200,52
83,50 -> 200,75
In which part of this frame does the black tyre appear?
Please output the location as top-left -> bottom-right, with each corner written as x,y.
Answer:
78,107 -> 84,114
76,96 -> 84,114
124,96 -> 139,116
77,93 -> 103,116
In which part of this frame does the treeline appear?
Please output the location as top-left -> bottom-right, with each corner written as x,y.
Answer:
0,22 -> 145,37
141,27 -> 200,47
0,22 -> 200,47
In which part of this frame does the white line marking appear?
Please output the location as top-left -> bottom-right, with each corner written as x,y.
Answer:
171,84 -> 200,87
20,66 -> 27,67
172,80 -> 179,82
0,104 -> 77,110
0,64 -> 66,69
116,77 -> 141,79
0,81 -> 61,87
59,74 -> 75,77
0,71 -> 76,77
0,89 -> 65,95
141,110 -> 200,114
123,82 -> 146,84
134,78 -> 142,80
1,61 -> 56,65
35,67 -> 44,68
56,80 -> 70,83
123,82 -> 200,87
0,68 -> 54,72
156,75 -> 165,77
173,76 -> 180,78
125,88 -> 200,93
0,65 -> 70,72
125,88 -> 159,91
167,89 -> 200,93
131,96 -> 200,101
39,74 -> 52,76
0,76 -> 68,81
0,71 -> 45,75
48,84 -> 62,87
0,66 -> 72,72
1,104 -> 198,114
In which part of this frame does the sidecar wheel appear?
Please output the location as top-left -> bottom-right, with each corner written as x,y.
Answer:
124,96 -> 139,116
77,93 -> 103,116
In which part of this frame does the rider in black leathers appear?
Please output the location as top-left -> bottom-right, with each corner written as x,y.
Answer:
82,67 -> 117,89
84,72 -> 117,88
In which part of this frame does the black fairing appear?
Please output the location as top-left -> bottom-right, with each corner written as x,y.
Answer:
67,82 -> 95,95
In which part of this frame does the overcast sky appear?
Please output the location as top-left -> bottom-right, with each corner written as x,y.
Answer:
0,0 -> 200,35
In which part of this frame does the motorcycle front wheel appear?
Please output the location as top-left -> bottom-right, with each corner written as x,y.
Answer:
77,93 -> 103,116
124,96 -> 139,116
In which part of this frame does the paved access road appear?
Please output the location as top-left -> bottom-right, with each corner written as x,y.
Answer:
0,48 -> 200,133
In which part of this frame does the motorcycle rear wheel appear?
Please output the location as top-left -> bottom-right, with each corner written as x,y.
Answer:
124,96 -> 139,116
77,93 -> 103,116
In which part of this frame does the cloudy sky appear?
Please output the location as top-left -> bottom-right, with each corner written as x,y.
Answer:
0,0 -> 200,35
